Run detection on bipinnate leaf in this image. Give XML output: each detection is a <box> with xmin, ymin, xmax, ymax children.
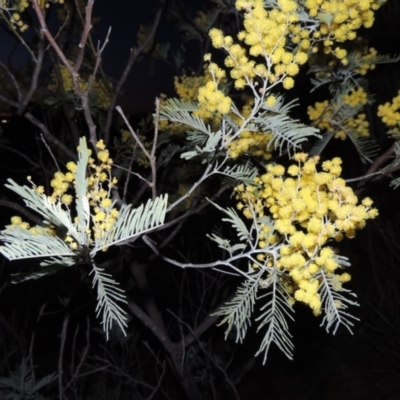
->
<box><xmin>91</xmin><ymin>194</ymin><xmax>169</xmax><ymax>254</ymax></box>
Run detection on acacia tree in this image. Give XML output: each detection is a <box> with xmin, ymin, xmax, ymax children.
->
<box><xmin>0</xmin><ymin>0</ymin><xmax>400</xmax><ymax>398</ymax></box>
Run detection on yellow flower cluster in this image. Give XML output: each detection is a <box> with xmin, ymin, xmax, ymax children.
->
<box><xmin>16</xmin><ymin>0</ymin><xmax>29</xmax><ymax>10</ymax></box>
<box><xmin>135</xmin><ymin>24</ymin><xmax>154</xmax><ymax>53</ymax></box>
<box><xmin>9</xmin><ymin>216</ymin><xmax>29</xmax><ymax>230</ymax></box>
<box><xmin>308</xmin><ymin>87</ymin><xmax>370</xmax><ymax>140</ymax></box>
<box><xmin>7</xmin><ymin>215</ymin><xmax>57</xmax><ymax>236</ymax></box>
<box><xmin>0</xmin><ymin>0</ymin><xmax>29</xmax><ymax>31</ymax></box>
<box><xmin>7</xmin><ymin>139</ymin><xmax>119</xmax><ymax>250</ymax></box>
<box><xmin>174</xmin><ymin>70</ymin><xmax>212</xmax><ymax>102</ymax></box>
<box><xmin>9</xmin><ymin>10</ymin><xmax>28</xmax><ymax>31</ymax></box>
<box><xmin>377</xmin><ymin>91</ymin><xmax>400</xmax><ymax>135</ymax></box>
<box><xmin>170</xmin><ymin>0</ymin><xmax>382</xmax><ymax>123</ymax></box>
<box><xmin>48</xmin><ymin>65</ymin><xmax>112</xmax><ymax>110</ymax></box>
<box><xmin>159</xmin><ymin>70</ymin><xmax>224</xmax><ymax>135</ymax></box>
<box><xmin>355</xmin><ymin>46</ymin><xmax>378</xmax><ymax>75</ymax></box>
<box><xmin>207</xmin><ymin>0</ymin><xmax>308</xmax><ymax>91</ymax></box>
<box><xmin>197</xmin><ymin>62</ymin><xmax>232</xmax><ymax>115</ymax></box>
<box><xmin>228</xmin><ymin>130</ymin><xmax>273</xmax><ymax>160</ymax></box>
<box><xmin>36</xmin><ymin>0</ymin><xmax>64</xmax><ymax>8</ymax></box>
<box><xmin>1</xmin><ymin>0</ymin><xmax>64</xmax><ymax>32</ymax></box>
<box><xmin>234</xmin><ymin>154</ymin><xmax>378</xmax><ymax>315</ymax></box>
<box><xmin>85</xmin><ymin>140</ymin><xmax>119</xmax><ymax>241</ymax></box>
<box><xmin>304</xmin><ymin>0</ymin><xmax>382</xmax><ymax>65</ymax></box>
<box><xmin>343</xmin><ymin>87</ymin><xmax>368</xmax><ymax>107</ymax></box>
<box><xmin>193</xmin><ymin>10</ymin><xmax>213</xmax><ymax>32</ymax></box>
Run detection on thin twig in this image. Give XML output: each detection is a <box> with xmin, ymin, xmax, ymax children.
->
<box><xmin>356</xmin><ymin>143</ymin><xmax>396</xmax><ymax>195</ymax></box>
<box><xmin>86</xmin><ymin>27</ymin><xmax>112</xmax><ymax>93</ymax></box>
<box><xmin>1</xmin><ymin>16</ymin><xmax>37</xmax><ymax>62</ymax></box>
<box><xmin>75</xmin><ymin>0</ymin><xmax>94</xmax><ymax>71</ymax></box>
<box><xmin>142</xmin><ymin>235</ymin><xmax>255</xmax><ymax>279</ymax></box>
<box><xmin>19</xmin><ymin>39</ymin><xmax>45</xmax><ymax>114</ymax></box>
<box><xmin>112</xmin><ymin>162</ymin><xmax>151</xmax><ymax>186</ymax></box>
<box><xmin>0</xmin><ymin>144</ymin><xmax>41</xmax><ymax>168</ymax></box>
<box><xmin>0</xmin><ymin>62</ymin><xmax>22</xmax><ymax>103</ymax></box>
<box><xmin>31</xmin><ymin>0</ymin><xmax>99</xmax><ymax>147</ymax></box>
<box><xmin>40</xmin><ymin>133</ymin><xmax>61</xmax><ymax>171</ymax></box>
<box><xmin>345</xmin><ymin>171</ymin><xmax>382</xmax><ymax>183</ymax></box>
<box><xmin>168</xmin><ymin>310</ymin><xmax>241</xmax><ymax>400</ymax></box>
<box><xmin>116</xmin><ymin>106</ymin><xmax>159</xmax><ymax>198</ymax></box>
<box><xmin>122</xmin><ymin>155</ymin><xmax>134</xmax><ymax>202</ymax></box>
<box><xmin>58</xmin><ymin>314</ymin><xmax>70</xmax><ymax>400</ymax></box>
<box><xmin>150</xmin><ymin>98</ymin><xmax>161</xmax><ymax>200</ymax></box>
<box><xmin>116</xmin><ymin>107</ymin><xmax>151</xmax><ymax>160</ymax></box>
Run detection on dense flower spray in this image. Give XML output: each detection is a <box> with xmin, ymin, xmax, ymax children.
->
<box><xmin>234</xmin><ymin>154</ymin><xmax>378</xmax><ymax>315</ymax></box>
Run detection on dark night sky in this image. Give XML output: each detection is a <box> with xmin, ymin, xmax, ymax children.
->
<box><xmin>93</xmin><ymin>0</ymin><xmax>175</xmax><ymax>114</ymax></box>
<box><xmin>0</xmin><ymin>1</ymin><xmax>179</xmax><ymax>115</ymax></box>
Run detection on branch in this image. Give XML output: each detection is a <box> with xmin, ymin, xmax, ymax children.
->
<box><xmin>116</xmin><ymin>104</ymin><xmax>158</xmax><ymax>199</ymax></box>
<box><xmin>129</xmin><ymin>261</ymin><xmax>169</xmax><ymax>338</ymax></box>
<box><xmin>0</xmin><ymin>62</ymin><xmax>22</xmax><ymax>104</ymax></box>
<box><xmin>356</xmin><ymin>143</ymin><xmax>396</xmax><ymax>195</ymax></box>
<box><xmin>31</xmin><ymin>0</ymin><xmax>99</xmax><ymax>147</ymax></box>
<box><xmin>58</xmin><ymin>314</ymin><xmax>70</xmax><ymax>400</ymax></box>
<box><xmin>86</xmin><ymin>27</ymin><xmax>112</xmax><ymax>93</ymax></box>
<box><xmin>142</xmin><ymin>234</ymin><xmax>255</xmax><ymax>279</ymax></box>
<box><xmin>168</xmin><ymin>309</ymin><xmax>240</xmax><ymax>400</ymax></box>
<box><xmin>74</xmin><ymin>0</ymin><xmax>94</xmax><ymax>71</ymax></box>
<box><xmin>127</xmin><ymin>300</ymin><xmax>176</xmax><ymax>355</ymax></box>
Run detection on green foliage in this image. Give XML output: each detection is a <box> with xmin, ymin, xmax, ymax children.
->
<box><xmin>0</xmin><ymin>358</ymin><xmax>57</xmax><ymax>400</ymax></box>
<box><xmin>0</xmin><ymin>137</ymin><xmax>168</xmax><ymax>339</ymax></box>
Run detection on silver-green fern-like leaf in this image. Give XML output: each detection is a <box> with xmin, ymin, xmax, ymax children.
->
<box><xmin>0</xmin><ymin>357</ymin><xmax>57</xmax><ymax>399</ymax></box>
<box><xmin>207</xmin><ymin>199</ymin><xmax>251</xmax><ymax>242</ymax></box>
<box><xmin>10</xmin><ymin>264</ymin><xmax>67</xmax><ymax>283</ymax></box>
<box><xmin>347</xmin><ymin>50</ymin><xmax>400</xmax><ymax>69</ymax></box>
<box><xmin>389</xmin><ymin>176</ymin><xmax>400</xmax><ymax>189</ymax></box>
<box><xmin>261</xmin><ymin>95</ymin><xmax>297</xmax><ymax>115</ymax></box>
<box><xmin>159</xmin><ymin>143</ymin><xmax>181</xmax><ymax>166</ymax></box>
<box><xmin>4</xmin><ymin>180</ymin><xmax>77</xmax><ymax>239</ymax></box>
<box><xmin>91</xmin><ymin>194</ymin><xmax>168</xmax><ymax>254</ymax></box>
<box><xmin>213</xmin><ymin>274</ymin><xmax>260</xmax><ymax>343</ymax></box>
<box><xmin>207</xmin><ymin>233</ymin><xmax>247</xmax><ymax>255</ymax></box>
<box><xmin>317</xmin><ymin>256</ymin><xmax>359</xmax><ymax>335</ymax></box>
<box><xmin>346</xmin><ymin>132</ymin><xmax>380</xmax><ymax>164</ymax></box>
<box><xmin>310</xmin><ymin>75</ymin><xmax>334</xmax><ymax>93</ymax></box>
<box><xmin>0</xmin><ymin>226</ymin><xmax>76</xmax><ymax>264</ymax></box>
<box><xmin>218</xmin><ymin>162</ymin><xmax>258</xmax><ymax>186</ymax></box>
<box><xmin>382</xmin><ymin>141</ymin><xmax>400</xmax><ymax>173</ymax></box>
<box><xmin>90</xmin><ymin>263</ymin><xmax>128</xmax><ymax>340</ymax></box>
<box><xmin>181</xmin><ymin>130</ymin><xmax>223</xmax><ymax>160</ymax></box>
<box><xmin>75</xmin><ymin>136</ymin><xmax>91</xmax><ymax>244</ymax></box>
<box><xmin>185</xmin><ymin>130</ymin><xmax>209</xmax><ymax>147</ymax></box>
<box><xmin>159</xmin><ymin>98</ymin><xmax>211</xmax><ymax>135</ymax></box>
<box><xmin>255</xmin><ymin>270</ymin><xmax>294</xmax><ymax>362</ymax></box>
<box><xmin>0</xmin><ymin>137</ymin><xmax>168</xmax><ymax>339</ymax></box>
<box><xmin>309</xmin><ymin>132</ymin><xmax>334</xmax><ymax>156</ymax></box>
<box><xmin>256</xmin><ymin>106</ymin><xmax>320</xmax><ymax>154</ymax></box>
<box><xmin>380</xmin><ymin>142</ymin><xmax>400</xmax><ymax>188</ymax></box>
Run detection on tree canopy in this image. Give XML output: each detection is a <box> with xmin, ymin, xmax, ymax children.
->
<box><xmin>1</xmin><ymin>0</ymin><xmax>400</xmax><ymax>398</ymax></box>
